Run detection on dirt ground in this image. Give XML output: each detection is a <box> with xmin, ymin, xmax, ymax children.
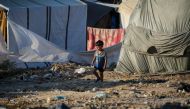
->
<box><xmin>0</xmin><ymin>63</ymin><xmax>190</xmax><ymax>109</ymax></box>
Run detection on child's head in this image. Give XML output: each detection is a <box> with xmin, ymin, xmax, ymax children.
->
<box><xmin>95</xmin><ymin>40</ymin><xmax>104</xmax><ymax>51</ymax></box>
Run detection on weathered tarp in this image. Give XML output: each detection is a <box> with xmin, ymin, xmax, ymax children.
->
<box><xmin>0</xmin><ymin>0</ymin><xmax>87</xmax><ymax>53</ymax></box>
<box><xmin>87</xmin><ymin>27</ymin><xmax>124</xmax><ymax>51</ymax></box>
<box><xmin>116</xmin><ymin>0</ymin><xmax>190</xmax><ymax>73</ymax></box>
<box><xmin>118</xmin><ymin>0</ymin><xmax>138</xmax><ymax>28</ymax></box>
<box><xmin>2</xmin><ymin>19</ymin><xmax>121</xmax><ymax>68</ymax></box>
<box><xmin>8</xmin><ymin>20</ymin><xmax>69</xmax><ymax>62</ymax></box>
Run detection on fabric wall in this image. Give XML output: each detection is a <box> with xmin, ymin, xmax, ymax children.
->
<box><xmin>87</xmin><ymin>27</ymin><xmax>124</xmax><ymax>51</ymax></box>
<box><xmin>116</xmin><ymin>0</ymin><xmax>190</xmax><ymax>73</ymax></box>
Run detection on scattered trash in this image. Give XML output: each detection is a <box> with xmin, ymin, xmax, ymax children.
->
<box><xmin>50</xmin><ymin>65</ymin><xmax>60</xmax><ymax>72</ymax></box>
<box><xmin>92</xmin><ymin>87</ymin><xmax>98</xmax><ymax>92</ymax></box>
<box><xmin>53</xmin><ymin>96</ymin><xmax>65</xmax><ymax>100</ymax></box>
<box><xmin>95</xmin><ymin>92</ymin><xmax>108</xmax><ymax>99</ymax></box>
<box><xmin>111</xmin><ymin>90</ymin><xmax>119</xmax><ymax>97</ymax></box>
<box><xmin>46</xmin><ymin>97</ymin><xmax>51</xmax><ymax>104</ymax></box>
<box><xmin>74</xmin><ymin>68</ymin><xmax>86</xmax><ymax>74</ymax></box>
<box><xmin>177</xmin><ymin>82</ymin><xmax>190</xmax><ymax>93</ymax></box>
<box><xmin>112</xmin><ymin>80</ymin><xmax>120</xmax><ymax>83</ymax></box>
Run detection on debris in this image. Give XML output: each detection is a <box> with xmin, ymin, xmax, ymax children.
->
<box><xmin>53</xmin><ymin>96</ymin><xmax>65</xmax><ymax>100</ymax></box>
<box><xmin>92</xmin><ymin>87</ymin><xmax>98</xmax><ymax>92</ymax></box>
<box><xmin>95</xmin><ymin>92</ymin><xmax>108</xmax><ymax>99</ymax></box>
<box><xmin>46</xmin><ymin>97</ymin><xmax>51</xmax><ymax>104</ymax></box>
<box><xmin>177</xmin><ymin>82</ymin><xmax>190</xmax><ymax>93</ymax></box>
<box><xmin>74</xmin><ymin>68</ymin><xmax>86</xmax><ymax>74</ymax></box>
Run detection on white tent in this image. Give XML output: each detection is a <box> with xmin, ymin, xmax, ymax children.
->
<box><xmin>0</xmin><ymin>0</ymin><xmax>87</xmax><ymax>53</ymax></box>
<box><xmin>0</xmin><ymin>0</ymin><xmax>122</xmax><ymax>68</ymax></box>
<box><xmin>116</xmin><ymin>0</ymin><xmax>190</xmax><ymax>74</ymax></box>
<box><xmin>118</xmin><ymin>0</ymin><xmax>138</xmax><ymax>28</ymax></box>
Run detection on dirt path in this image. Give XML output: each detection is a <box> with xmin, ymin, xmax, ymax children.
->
<box><xmin>0</xmin><ymin>64</ymin><xmax>190</xmax><ymax>109</ymax></box>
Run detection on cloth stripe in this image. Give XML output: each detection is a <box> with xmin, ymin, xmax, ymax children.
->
<box><xmin>27</xmin><ymin>8</ymin><xmax>29</xmax><ymax>29</ymax></box>
<box><xmin>65</xmin><ymin>5</ymin><xmax>70</xmax><ymax>50</ymax></box>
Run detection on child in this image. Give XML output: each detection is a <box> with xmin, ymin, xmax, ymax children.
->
<box><xmin>91</xmin><ymin>40</ymin><xmax>107</xmax><ymax>82</ymax></box>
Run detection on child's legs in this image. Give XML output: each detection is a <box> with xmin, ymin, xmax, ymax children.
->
<box><xmin>99</xmin><ymin>69</ymin><xmax>104</xmax><ymax>82</ymax></box>
<box><xmin>93</xmin><ymin>68</ymin><xmax>100</xmax><ymax>79</ymax></box>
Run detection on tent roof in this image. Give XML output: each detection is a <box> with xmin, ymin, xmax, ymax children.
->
<box><xmin>0</xmin><ymin>0</ymin><xmax>85</xmax><ymax>9</ymax></box>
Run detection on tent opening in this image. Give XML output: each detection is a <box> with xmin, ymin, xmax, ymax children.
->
<box><xmin>95</xmin><ymin>10</ymin><xmax>120</xmax><ymax>29</ymax></box>
<box><xmin>0</xmin><ymin>9</ymin><xmax>7</xmax><ymax>43</ymax></box>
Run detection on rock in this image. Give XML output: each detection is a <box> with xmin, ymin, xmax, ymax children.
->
<box><xmin>143</xmin><ymin>94</ymin><xmax>148</xmax><ymax>98</ymax></box>
<box><xmin>143</xmin><ymin>101</ymin><xmax>148</xmax><ymax>104</ymax></box>
<box><xmin>139</xmin><ymin>82</ymin><xmax>143</xmax><ymax>85</ymax></box>
<box><xmin>131</xmin><ymin>87</ymin><xmax>136</xmax><ymax>90</ymax></box>
<box><xmin>76</xmin><ymin>86</ymin><xmax>85</xmax><ymax>92</ymax></box>
<box><xmin>111</xmin><ymin>90</ymin><xmax>119</xmax><ymax>97</ymax></box>
<box><xmin>64</xmin><ymin>71</ymin><xmax>70</xmax><ymax>76</ymax></box>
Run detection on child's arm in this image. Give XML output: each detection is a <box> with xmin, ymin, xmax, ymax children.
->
<box><xmin>91</xmin><ymin>54</ymin><xmax>96</xmax><ymax>66</ymax></box>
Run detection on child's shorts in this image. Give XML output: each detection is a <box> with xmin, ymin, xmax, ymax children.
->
<box><xmin>94</xmin><ymin>66</ymin><xmax>104</xmax><ymax>72</ymax></box>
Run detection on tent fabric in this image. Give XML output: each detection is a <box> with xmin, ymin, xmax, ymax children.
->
<box><xmin>0</xmin><ymin>0</ymin><xmax>87</xmax><ymax>53</ymax></box>
<box><xmin>87</xmin><ymin>27</ymin><xmax>124</xmax><ymax>51</ymax></box>
<box><xmin>0</xmin><ymin>10</ymin><xmax>7</xmax><ymax>41</ymax></box>
<box><xmin>116</xmin><ymin>45</ymin><xmax>190</xmax><ymax>73</ymax></box>
<box><xmin>6</xmin><ymin>20</ymin><xmax>122</xmax><ymax>68</ymax></box>
<box><xmin>118</xmin><ymin>0</ymin><xmax>138</xmax><ymax>28</ymax></box>
<box><xmin>83</xmin><ymin>0</ymin><xmax>114</xmax><ymax>27</ymax></box>
<box><xmin>8</xmin><ymin>20</ymin><xmax>69</xmax><ymax>62</ymax></box>
<box><xmin>116</xmin><ymin>0</ymin><xmax>190</xmax><ymax>73</ymax></box>
<box><xmin>0</xmin><ymin>30</ymin><xmax>8</xmax><ymax>54</ymax></box>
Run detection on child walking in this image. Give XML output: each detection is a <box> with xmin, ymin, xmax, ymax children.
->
<box><xmin>91</xmin><ymin>40</ymin><xmax>107</xmax><ymax>82</ymax></box>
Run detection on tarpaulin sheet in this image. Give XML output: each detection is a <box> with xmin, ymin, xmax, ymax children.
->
<box><xmin>87</xmin><ymin>27</ymin><xmax>124</xmax><ymax>51</ymax></box>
